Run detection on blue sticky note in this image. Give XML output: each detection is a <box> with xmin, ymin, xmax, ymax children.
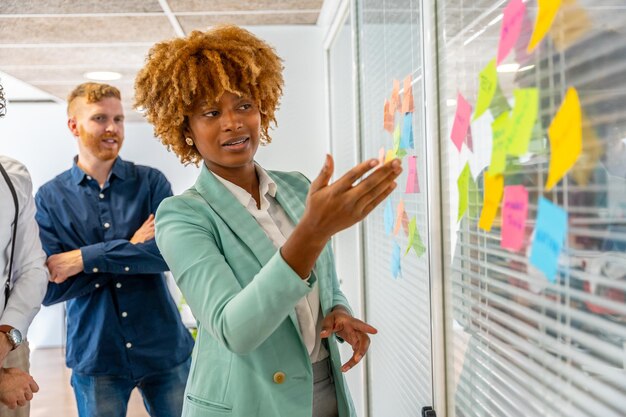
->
<box><xmin>391</xmin><ymin>242</ymin><xmax>401</xmax><ymax>279</ymax></box>
<box><xmin>384</xmin><ymin>199</ymin><xmax>394</xmax><ymax>235</ymax></box>
<box><xmin>400</xmin><ymin>113</ymin><xmax>414</xmax><ymax>149</ymax></box>
<box><xmin>530</xmin><ymin>197</ymin><xmax>568</xmax><ymax>283</ymax></box>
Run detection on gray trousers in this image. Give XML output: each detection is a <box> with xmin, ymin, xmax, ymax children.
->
<box><xmin>0</xmin><ymin>340</ymin><xmax>30</xmax><ymax>417</ymax></box>
<box><xmin>312</xmin><ymin>357</ymin><xmax>339</xmax><ymax>417</ymax></box>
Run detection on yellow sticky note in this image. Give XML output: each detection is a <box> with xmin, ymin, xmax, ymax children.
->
<box><xmin>571</xmin><ymin>111</ymin><xmax>603</xmax><ymax>186</ymax></box>
<box><xmin>489</xmin><ymin>111</ymin><xmax>510</xmax><ymax>175</ymax></box>
<box><xmin>405</xmin><ymin>217</ymin><xmax>426</xmax><ymax>257</ymax></box>
<box><xmin>457</xmin><ymin>163</ymin><xmax>471</xmax><ymax>222</ymax></box>
<box><xmin>506</xmin><ymin>88</ymin><xmax>539</xmax><ymax>156</ymax></box>
<box><xmin>473</xmin><ymin>59</ymin><xmax>498</xmax><ymax>121</ymax></box>
<box><xmin>546</xmin><ymin>87</ymin><xmax>582</xmax><ymax>190</ymax></box>
<box><xmin>527</xmin><ymin>0</ymin><xmax>562</xmax><ymax>52</ymax></box>
<box><xmin>549</xmin><ymin>0</ymin><xmax>592</xmax><ymax>52</ymax></box>
<box><xmin>385</xmin><ymin>149</ymin><xmax>396</xmax><ymax>163</ymax></box>
<box><xmin>393</xmin><ymin>123</ymin><xmax>401</xmax><ymax>152</ymax></box>
<box><xmin>478</xmin><ymin>172</ymin><xmax>504</xmax><ymax>232</ymax></box>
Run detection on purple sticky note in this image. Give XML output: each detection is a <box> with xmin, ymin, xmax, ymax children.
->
<box><xmin>497</xmin><ymin>0</ymin><xmax>526</xmax><ymax>65</ymax></box>
<box><xmin>501</xmin><ymin>185</ymin><xmax>528</xmax><ymax>251</ymax></box>
<box><xmin>451</xmin><ymin>93</ymin><xmax>472</xmax><ymax>152</ymax></box>
<box><xmin>530</xmin><ymin>197</ymin><xmax>568</xmax><ymax>283</ymax></box>
<box><xmin>406</xmin><ymin>156</ymin><xmax>420</xmax><ymax>193</ymax></box>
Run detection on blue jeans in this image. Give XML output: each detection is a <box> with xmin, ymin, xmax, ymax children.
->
<box><xmin>70</xmin><ymin>357</ymin><xmax>191</xmax><ymax>417</ymax></box>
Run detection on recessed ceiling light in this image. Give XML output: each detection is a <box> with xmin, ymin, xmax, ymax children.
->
<box><xmin>83</xmin><ymin>71</ymin><xmax>122</xmax><ymax>81</ymax></box>
<box><xmin>518</xmin><ymin>65</ymin><xmax>535</xmax><ymax>72</ymax></box>
<box><xmin>496</xmin><ymin>63</ymin><xmax>520</xmax><ymax>73</ymax></box>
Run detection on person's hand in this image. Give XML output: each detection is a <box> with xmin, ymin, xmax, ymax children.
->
<box><xmin>47</xmin><ymin>250</ymin><xmax>83</xmax><ymax>284</ymax></box>
<box><xmin>0</xmin><ymin>368</ymin><xmax>39</xmax><ymax>409</ymax></box>
<box><xmin>320</xmin><ymin>306</ymin><xmax>378</xmax><ymax>372</ymax></box>
<box><xmin>301</xmin><ymin>155</ymin><xmax>402</xmax><ymax>244</ymax></box>
<box><xmin>130</xmin><ymin>214</ymin><xmax>155</xmax><ymax>244</ymax></box>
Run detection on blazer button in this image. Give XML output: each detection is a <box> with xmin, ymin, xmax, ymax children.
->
<box><xmin>273</xmin><ymin>371</ymin><xmax>286</xmax><ymax>384</ymax></box>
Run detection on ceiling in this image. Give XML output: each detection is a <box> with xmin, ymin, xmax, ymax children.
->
<box><xmin>0</xmin><ymin>0</ymin><xmax>329</xmax><ymax>121</ymax></box>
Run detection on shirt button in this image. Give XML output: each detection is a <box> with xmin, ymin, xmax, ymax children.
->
<box><xmin>124</xmin><ymin>266</ymin><xmax>130</xmax><ymax>272</ymax></box>
<box><xmin>273</xmin><ymin>371</ymin><xmax>286</xmax><ymax>384</ymax></box>
<box><xmin>99</xmin><ymin>193</ymin><xmax>105</xmax><ymax>199</ymax></box>
<box><xmin>86</xmin><ymin>175</ymin><xmax>92</xmax><ymax>180</ymax></box>
<box><xmin>126</xmin><ymin>342</ymin><xmax>132</xmax><ymax>349</ymax></box>
<box><xmin>104</xmin><ymin>222</ymin><xmax>110</xmax><ymax>229</ymax></box>
<box><xmin>116</xmin><ymin>283</ymin><xmax>122</xmax><ymax>288</ymax></box>
<box><xmin>122</xmin><ymin>312</ymin><xmax>128</xmax><ymax>318</ymax></box>
<box><xmin>94</xmin><ymin>283</ymin><xmax>100</xmax><ymax>288</ymax></box>
<box><xmin>92</xmin><ymin>267</ymin><xmax>99</xmax><ymax>273</ymax></box>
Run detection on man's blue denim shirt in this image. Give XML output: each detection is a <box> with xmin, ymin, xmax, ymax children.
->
<box><xmin>35</xmin><ymin>157</ymin><xmax>194</xmax><ymax>378</ymax></box>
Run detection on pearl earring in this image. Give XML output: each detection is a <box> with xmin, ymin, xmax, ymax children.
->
<box><xmin>185</xmin><ymin>137</ymin><xmax>194</xmax><ymax>146</ymax></box>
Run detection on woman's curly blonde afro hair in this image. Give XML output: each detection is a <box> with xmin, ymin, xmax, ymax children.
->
<box><xmin>134</xmin><ymin>24</ymin><xmax>284</xmax><ymax>165</ymax></box>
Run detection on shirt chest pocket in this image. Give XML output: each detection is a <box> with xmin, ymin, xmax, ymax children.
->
<box><xmin>184</xmin><ymin>394</ymin><xmax>233</xmax><ymax>416</ymax></box>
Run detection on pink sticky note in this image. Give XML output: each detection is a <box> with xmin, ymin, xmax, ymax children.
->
<box><xmin>383</xmin><ymin>99</ymin><xmax>394</xmax><ymax>133</ymax></box>
<box><xmin>501</xmin><ymin>185</ymin><xmax>529</xmax><ymax>251</ymax></box>
<box><xmin>497</xmin><ymin>0</ymin><xmax>526</xmax><ymax>65</ymax></box>
<box><xmin>393</xmin><ymin>200</ymin><xmax>406</xmax><ymax>236</ymax></box>
<box><xmin>451</xmin><ymin>93</ymin><xmax>472</xmax><ymax>152</ymax></box>
<box><xmin>405</xmin><ymin>156</ymin><xmax>420</xmax><ymax>193</ymax></box>
<box><xmin>378</xmin><ymin>147</ymin><xmax>385</xmax><ymax>167</ymax></box>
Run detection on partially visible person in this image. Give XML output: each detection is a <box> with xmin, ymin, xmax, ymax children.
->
<box><xmin>0</xmin><ymin>79</ymin><xmax>47</xmax><ymax>414</ymax></box>
<box><xmin>35</xmin><ymin>82</ymin><xmax>193</xmax><ymax>417</ymax></box>
<box><xmin>134</xmin><ymin>25</ymin><xmax>401</xmax><ymax>417</ymax></box>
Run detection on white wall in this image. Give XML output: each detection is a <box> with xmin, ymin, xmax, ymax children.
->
<box><xmin>0</xmin><ymin>25</ymin><xmax>328</xmax><ymax>348</ymax></box>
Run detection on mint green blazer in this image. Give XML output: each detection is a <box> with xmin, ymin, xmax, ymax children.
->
<box><xmin>155</xmin><ymin>164</ymin><xmax>356</xmax><ymax>417</ymax></box>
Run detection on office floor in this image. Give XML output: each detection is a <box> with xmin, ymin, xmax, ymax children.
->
<box><xmin>30</xmin><ymin>348</ymin><xmax>148</xmax><ymax>417</ymax></box>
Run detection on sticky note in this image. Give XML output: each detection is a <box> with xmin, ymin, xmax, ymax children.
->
<box><xmin>405</xmin><ymin>217</ymin><xmax>426</xmax><ymax>257</ymax></box>
<box><xmin>451</xmin><ymin>93</ymin><xmax>472</xmax><ymax>152</ymax></box>
<box><xmin>402</xmin><ymin>74</ymin><xmax>414</xmax><ymax>113</ymax></box>
<box><xmin>393</xmin><ymin>123</ymin><xmax>401</xmax><ymax>151</ymax></box>
<box><xmin>474</xmin><ymin>59</ymin><xmax>498</xmax><ymax>121</ymax></box>
<box><xmin>506</xmin><ymin>88</ymin><xmax>539</xmax><ymax>156</ymax></box>
<box><xmin>391</xmin><ymin>241</ymin><xmax>402</xmax><ymax>279</ymax></box>
<box><xmin>378</xmin><ymin>147</ymin><xmax>385</xmax><ymax>167</ymax></box>
<box><xmin>384</xmin><ymin>199</ymin><xmax>394</xmax><ymax>235</ymax></box>
<box><xmin>457</xmin><ymin>163</ymin><xmax>471</xmax><ymax>222</ymax></box>
<box><xmin>469</xmin><ymin>112</ymin><xmax>494</xmax><ymax>180</ymax></box>
<box><xmin>501</xmin><ymin>185</ymin><xmax>528</xmax><ymax>251</ymax></box>
<box><xmin>572</xmin><ymin>111</ymin><xmax>603</xmax><ymax>186</ymax></box>
<box><xmin>396</xmin><ymin>148</ymin><xmax>407</xmax><ymax>159</ymax></box>
<box><xmin>489</xmin><ymin>111</ymin><xmax>510</xmax><ymax>175</ymax></box>
<box><xmin>393</xmin><ymin>200</ymin><xmax>405</xmax><ymax>236</ymax></box>
<box><xmin>489</xmin><ymin>82</ymin><xmax>512</xmax><ymax>119</ymax></box>
<box><xmin>401</xmin><ymin>113</ymin><xmax>414</xmax><ymax>149</ymax></box>
<box><xmin>530</xmin><ymin>197</ymin><xmax>568</xmax><ymax>282</ymax></box>
<box><xmin>527</xmin><ymin>0</ymin><xmax>562</xmax><ymax>53</ymax></box>
<box><xmin>497</xmin><ymin>0</ymin><xmax>526</xmax><ymax>64</ymax></box>
<box><xmin>465</xmin><ymin>126</ymin><xmax>474</xmax><ymax>152</ymax></box>
<box><xmin>546</xmin><ymin>87</ymin><xmax>582</xmax><ymax>190</ymax></box>
<box><xmin>406</xmin><ymin>156</ymin><xmax>420</xmax><ymax>193</ymax></box>
<box><xmin>468</xmin><ymin>176</ymin><xmax>480</xmax><ymax>219</ymax></box>
<box><xmin>391</xmin><ymin>79</ymin><xmax>401</xmax><ymax>113</ymax></box>
<box><xmin>478</xmin><ymin>172</ymin><xmax>504</xmax><ymax>232</ymax></box>
<box><xmin>549</xmin><ymin>0</ymin><xmax>591</xmax><ymax>52</ymax></box>
<box><xmin>384</xmin><ymin>99</ymin><xmax>394</xmax><ymax>133</ymax></box>
<box><xmin>385</xmin><ymin>149</ymin><xmax>396</xmax><ymax>163</ymax></box>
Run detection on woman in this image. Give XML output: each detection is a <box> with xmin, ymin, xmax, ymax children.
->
<box><xmin>134</xmin><ymin>25</ymin><xmax>401</xmax><ymax>417</ymax></box>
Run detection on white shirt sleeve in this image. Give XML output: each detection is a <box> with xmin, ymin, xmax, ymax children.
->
<box><xmin>0</xmin><ymin>157</ymin><xmax>49</xmax><ymax>336</ymax></box>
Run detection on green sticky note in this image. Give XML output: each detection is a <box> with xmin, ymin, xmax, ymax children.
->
<box><xmin>405</xmin><ymin>217</ymin><xmax>426</xmax><ymax>257</ymax></box>
<box><xmin>489</xmin><ymin>111</ymin><xmax>510</xmax><ymax>175</ymax></box>
<box><xmin>393</xmin><ymin>123</ymin><xmax>401</xmax><ymax>152</ymax></box>
<box><xmin>457</xmin><ymin>162</ymin><xmax>471</xmax><ymax>222</ymax></box>
<box><xmin>468</xmin><ymin>175</ymin><xmax>480</xmax><ymax>219</ymax></box>
<box><xmin>506</xmin><ymin>88</ymin><xmax>539</xmax><ymax>156</ymax></box>
<box><xmin>396</xmin><ymin>148</ymin><xmax>407</xmax><ymax>159</ymax></box>
<box><xmin>489</xmin><ymin>82</ymin><xmax>512</xmax><ymax>119</ymax></box>
<box><xmin>474</xmin><ymin>59</ymin><xmax>498</xmax><ymax>120</ymax></box>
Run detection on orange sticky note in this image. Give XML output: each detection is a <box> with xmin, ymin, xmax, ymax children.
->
<box><xmin>549</xmin><ymin>0</ymin><xmax>591</xmax><ymax>52</ymax></box>
<box><xmin>527</xmin><ymin>0</ymin><xmax>562</xmax><ymax>52</ymax></box>
<box><xmin>393</xmin><ymin>200</ymin><xmax>408</xmax><ymax>236</ymax></box>
<box><xmin>391</xmin><ymin>79</ymin><xmax>401</xmax><ymax>113</ymax></box>
<box><xmin>546</xmin><ymin>87</ymin><xmax>582</xmax><ymax>190</ymax></box>
<box><xmin>478</xmin><ymin>172</ymin><xmax>504</xmax><ymax>232</ymax></box>
<box><xmin>402</xmin><ymin>74</ymin><xmax>414</xmax><ymax>113</ymax></box>
<box><xmin>383</xmin><ymin>99</ymin><xmax>394</xmax><ymax>133</ymax></box>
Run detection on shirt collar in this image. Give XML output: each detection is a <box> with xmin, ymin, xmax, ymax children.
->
<box><xmin>211</xmin><ymin>163</ymin><xmax>276</xmax><ymax>211</ymax></box>
<box><xmin>70</xmin><ymin>156</ymin><xmax>126</xmax><ymax>185</ymax></box>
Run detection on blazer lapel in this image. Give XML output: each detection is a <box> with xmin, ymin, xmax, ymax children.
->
<box><xmin>193</xmin><ymin>165</ymin><xmax>276</xmax><ymax>267</ymax></box>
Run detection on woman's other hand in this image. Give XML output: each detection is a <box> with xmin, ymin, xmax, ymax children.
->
<box><xmin>320</xmin><ymin>306</ymin><xmax>378</xmax><ymax>372</ymax></box>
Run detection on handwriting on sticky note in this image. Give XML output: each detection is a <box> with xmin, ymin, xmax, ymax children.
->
<box><xmin>498</xmin><ymin>0</ymin><xmax>526</xmax><ymax>64</ymax></box>
<box><xmin>401</xmin><ymin>113</ymin><xmax>414</xmax><ymax>149</ymax></box>
<box><xmin>384</xmin><ymin>199</ymin><xmax>394</xmax><ymax>235</ymax></box>
<box><xmin>474</xmin><ymin>59</ymin><xmax>498</xmax><ymax>121</ymax></box>
<box><xmin>501</xmin><ymin>185</ymin><xmax>528</xmax><ymax>251</ymax></box>
<box><xmin>406</xmin><ymin>156</ymin><xmax>420</xmax><ymax>194</ymax></box>
<box><xmin>457</xmin><ymin>163</ymin><xmax>471</xmax><ymax>222</ymax></box>
<box><xmin>546</xmin><ymin>87</ymin><xmax>582</xmax><ymax>190</ymax></box>
<box><xmin>451</xmin><ymin>93</ymin><xmax>472</xmax><ymax>152</ymax></box>
<box><xmin>391</xmin><ymin>241</ymin><xmax>401</xmax><ymax>278</ymax></box>
<box><xmin>489</xmin><ymin>111</ymin><xmax>510</xmax><ymax>174</ymax></box>
<box><xmin>402</xmin><ymin>74</ymin><xmax>414</xmax><ymax>113</ymax></box>
<box><xmin>530</xmin><ymin>197</ymin><xmax>568</xmax><ymax>282</ymax></box>
<box><xmin>394</xmin><ymin>200</ymin><xmax>405</xmax><ymax>236</ymax></box>
<box><xmin>405</xmin><ymin>217</ymin><xmax>426</xmax><ymax>257</ymax></box>
<box><xmin>384</xmin><ymin>99</ymin><xmax>394</xmax><ymax>133</ymax></box>
<box><xmin>527</xmin><ymin>0</ymin><xmax>562</xmax><ymax>52</ymax></box>
<box><xmin>478</xmin><ymin>172</ymin><xmax>504</xmax><ymax>232</ymax></box>
<box><xmin>506</xmin><ymin>88</ymin><xmax>539</xmax><ymax>156</ymax></box>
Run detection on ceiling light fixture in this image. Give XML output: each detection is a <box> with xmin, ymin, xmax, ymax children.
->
<box><xmin>83</xmin><ymin>71</ymin><xmax>122</xmax><ymax>81</ymax></box>
<box><xmin>496</xmin><ymin>63</ymin><xmax>520</xmax><ymax>73</ymax></box>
